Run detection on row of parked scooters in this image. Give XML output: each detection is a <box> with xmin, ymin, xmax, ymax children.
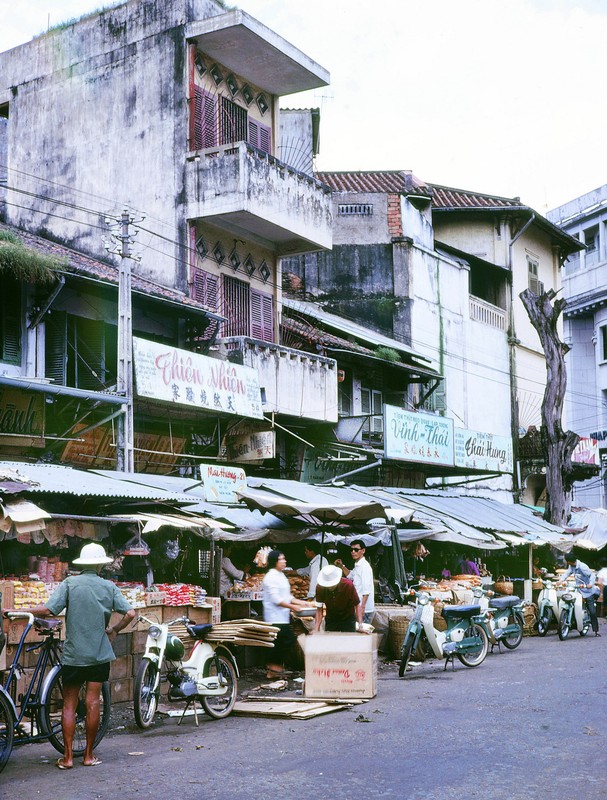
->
<box><xmin>398</xmin><ymin>576</ymin><xmax>591</xmax><ymax>677</ymax></box>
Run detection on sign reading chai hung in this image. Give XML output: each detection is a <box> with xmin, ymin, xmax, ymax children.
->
<box><xmin>200</xmin><ymin>463</ymin><xmax>246</xmax><ymax>503</ymax></box>
<box><xmin>133</xmin><ymin>337</ymin><xmax>263</xmax><ymax>419</ymax></box>
<box><xmin>454</xmin><ymin>429</ymin><xmax>513</xmax><ymax>472</ymax></box>
<box><xmin>384</xmin><ymin>405</ymin><xmax>454</xmax><ymax>466</ymax></box>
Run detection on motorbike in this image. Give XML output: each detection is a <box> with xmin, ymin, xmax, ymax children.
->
<box><xmin>134</xmin><ymin>614</ymin><xmax>238</xmax><ymax>728</ymax></box>
<box><xmin>398</xmin><ymin>585</ymin><xmax>489</xmax><ymax>677</ymax></box>
<box><xmin>471</xmin><ymin>587</ymin><xmax>525</xmax><ymax>650</ymax></box>
<box><xmin>557</xmin><ymin>582</ymin><xmax>591</xmax><ymax>640</ymax></box>
<box><xmin>536</xmin><ymin>576</ymin><xmax>562</xmax><ymax>636</ymax></box>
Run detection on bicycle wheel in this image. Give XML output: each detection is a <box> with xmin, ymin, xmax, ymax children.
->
<box><xmin>40</xmin><ymin>668</ymin><xmax>111</xmax><ymax>755</ymax></box>
<box><xmin>501</xmin><ymin>612</ymin><xmax>524</xmax><ymax>650</ymax></box>
<box><xmin>134</xmin><ymin>658</ymin><xmax>159</xmax><ymax>729</ymax></box>
<box><xmin>201</xmin><ymin>656</ymin><xmax>237</xmax><ymax>719</ymax></box>
<box><xmin>0</xmin><ymin>691</ymin><xmax>15</xmax><ymax>774</ymax></box>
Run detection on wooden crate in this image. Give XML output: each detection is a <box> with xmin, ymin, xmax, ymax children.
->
<box><xmin>110</xmin><ymin>655</ymin><xmax>133</xmax><ymax>680</ymax></box>
<box><xmin>110</xmin><ymin>677</ymin><xmax>133</xmax><ymax>704</ymax></box>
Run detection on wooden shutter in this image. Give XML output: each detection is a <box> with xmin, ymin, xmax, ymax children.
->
<box><xmin>250</xmin><ymin>289</ymin><xmax>273</xmax><ymax>342</ymax></box>
<box><xmin>190</xmin><ymin>87</ymin><xmax>217</xmax><ymax>150</ymax></box>
<box><xmin>0</xmin><ymin>277</ymin><xmax>22</xmax><ymax>364</ymax></box>
<box><xmin>73</xmin><ymin>317</ymin><xmax>107</xmax><ymax>390</ymax></box>
<box><xmin>45</xmin><ymin>310</ymin><xmax>68</xmax><ymax>385</ymax></box>
<box><xmin>248</xmin><ymin>120</ymin><xmax>272</xmax><ymax>154</ymax></box>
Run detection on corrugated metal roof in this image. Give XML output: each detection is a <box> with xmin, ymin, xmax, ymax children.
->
<box><xmin>0</xmin><ymin>462</ymin><xmax>194</xmax><ymax>501</ymax></box>
<box><xmin>316</xmin><ymin>171</ymin><xmax>432</xmax><ymax>196</ymax></box>
<box><xmin>282</xmin><ymin>298</ymin><xmax>434</xmax><ymax>366</ymax></box>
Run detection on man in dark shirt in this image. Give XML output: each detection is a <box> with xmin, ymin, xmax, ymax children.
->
<box><xmin>315</xmin><ymin>565</ymin><xmax>360</xmax><ymax>632</ymax></box>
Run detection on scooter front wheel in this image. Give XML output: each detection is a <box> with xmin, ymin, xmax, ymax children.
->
<box><xmin>201</xmin><ymin>656</ymin><xmax>237</xmax><ymax>719</ymax></box>
<box><xmin>134</xmin><ymin>657</ymin><xmax>159</xmax><ymax>729</ymax></box>
<box><xmin>398</xmin><ymin>634</ymin><xmax>417</xmax><ymax>678</ymax></box>
<box><xmin>457</xmin><ymin>623</ymin><xmax>489</xmax><ymax>667</ymax></box>
<box><xmin>558</xmin><ymin>613</ymin><xmax>571</xmax><ymax>641</ymax></box>
<box><xmin>501</xmin><ymin>612</ymin><xmax>524</xmax><ymax>650</ymax></box>
<box><xmin>536</xmin><ymin>610</ymin><xmax>551</xmax><ymax>636</ymax></box>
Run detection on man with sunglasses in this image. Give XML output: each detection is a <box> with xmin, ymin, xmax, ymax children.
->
<box><xmin>335</xmin><ymin>539</ymin><xmax>375</xmax><ymax>625</ymax></box>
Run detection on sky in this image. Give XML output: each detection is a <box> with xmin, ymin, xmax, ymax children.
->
<box><xmin>1</xmin><ymin>0</ymin><xmax>606</xmax><ymax>214</ymax></box>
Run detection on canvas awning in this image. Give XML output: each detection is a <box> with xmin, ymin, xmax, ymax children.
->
<box><xmin>106</xmin><ymin>512</ymin><xmax>232</xmax><ymax>536</ymax></box>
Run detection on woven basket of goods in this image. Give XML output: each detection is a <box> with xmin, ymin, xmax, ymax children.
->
<box><xmin>388</xmin><ymin>616</ymin><xmax>410</xmax><ymax>659</ymax></box>
<box><xmin>494</xmin><ymin>575</ymin><xmax>514</xmax><ymax>596</ymax></box>
<box><xmin>523</xmin><ymin>603</ymin><xmax>538</xmax><ymax>636</ymax></box>
<box><xmin>433</xmin><ymin>601</ymin><xmax>447</xmax><ymax>632</ymax></box>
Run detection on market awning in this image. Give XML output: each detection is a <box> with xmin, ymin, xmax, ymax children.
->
<box><xmin>0</xmin><ymin>498</ymin><xmax>52</xmax><ymax>543</ymax></box>
<box><xmin>566</xmin><ymin>508</ymin><xmax>607</xmax><ymax>551</ymax></box>
<box><xmin>106</xmin><ymin>512</ymin><xmax>233</xmax><ymax>535</ymax></box>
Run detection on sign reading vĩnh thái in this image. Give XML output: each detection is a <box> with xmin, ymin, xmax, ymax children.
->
<box><xmin>454</xmin><ymin>429</ymin><xmax>513</xmax><ymax>472</ymax></box>
<box><xmin>133</xmin><ymin>337</ymin><xmax>263</xmax><ymax>419</ymax></box>
<box><xmin>384</xmin><ymin>405</ymin><xmax>454</xmax><ymax>466</ymax></box>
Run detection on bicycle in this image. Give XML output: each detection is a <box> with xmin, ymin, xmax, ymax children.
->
<box><xmin>0</xmin><ymin>611</ymin><xmax>111</xmax><ymax>773</ymax></box>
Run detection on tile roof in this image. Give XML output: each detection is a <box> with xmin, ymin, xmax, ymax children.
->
<box><xmin>430</xmin><ymin>184</ymin><xmax>523</xmax><ymax>210</ymax></box>
<box><xmin>315</xmin><ymin>171</ymin><xmax>432</xmax><ymax>196</ymax></box>
<box><xmin>0</xmin><ymin>221</ymin><xmax>221</xmax><ymax>318</ymax></box>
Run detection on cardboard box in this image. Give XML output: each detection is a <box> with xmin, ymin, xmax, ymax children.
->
<box><xmin>299</xmin><ymin>633</ymin><xmax>378</xmax><ymax>699</ymax></box>
<box><xmin>0</xmin><ymin>581</ymin><xmax>15</xmax><ymax>611</ymax></box>
<box><xmin>206</xmin><ymin>596</ymin><xmax>221</xmax><ymax>625</ymax></box>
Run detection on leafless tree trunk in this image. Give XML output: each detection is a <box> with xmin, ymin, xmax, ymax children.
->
<box><xmin>519</xmin><ymin>288</ymin><xmax>579</xmax><ymax>526</ymax></box>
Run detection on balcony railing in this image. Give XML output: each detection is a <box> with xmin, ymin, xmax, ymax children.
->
<box><xmin>469</xmin><ymin>296</ymin><xmax>506</xmax><ymax>330</ymax></box>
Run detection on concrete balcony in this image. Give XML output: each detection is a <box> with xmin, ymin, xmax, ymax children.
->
<box><xmin>469</xmin><ymin>295</ymin><xmax>506</xmax><ymax>331</ymax></box>
<box><xmin>185</xmin><ymin>142</ymin><xmax>332</xmax><ymax>255</ymax></box>
<box><xmin>222</xmin><ymin>336</ymin><xmax>338</xmax><ymax>422</ymax></box>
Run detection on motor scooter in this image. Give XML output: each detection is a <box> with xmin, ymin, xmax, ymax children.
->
<box><xmin>471</xmin><ymin>587</ymin><xmax>525</xmax><ymax>650</ymax></box>
<box><xmin>557</xmin><ymin>582</ymin><xmax>590</xmax><ymax>640</ymax></box>
<box><xmin>536</xmin><ymin>576</ymin><xmax>561</xmax><ymax>636</ymax></box>
<box><xmin>398</xmin><ymin>585</ymin><xmax>489</xmax><ymax>677</ymax></box>
<box><xmin>134</xmin><ymin>614</ymin><xmax>238</xmax><ymax>728</ymax></box>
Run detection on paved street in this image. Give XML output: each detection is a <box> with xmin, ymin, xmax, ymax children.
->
<box><xmin>2</xmin><ymin>628</ymin><xmax>605</xmax><ymax>800</ymax></box>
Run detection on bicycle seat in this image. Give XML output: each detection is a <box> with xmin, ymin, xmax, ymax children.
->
<box><xmin>34</xmin><ymin>617</ymin><xmax>63</xmax><ymax>632</ymax></box>
<box><xmin>489</xmin><ymin>596</ymin><xmax>521</xmax><ymax>610</ymax></box>
<box><xmin>187</xmin><ymin>623</ymin><xmax>213</xmax><ymax>640</ymax></box>
<box><xmin>442</xmin><ymin>604</ymin><xmax>481</xmax><ymax>620</ymax></box>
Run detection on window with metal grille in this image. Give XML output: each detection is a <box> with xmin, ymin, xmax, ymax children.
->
<box><xmin>220</xmin><ymin>96</ymin><xmax>248</xmax><ymax>146</ymax></box>
<box><xmin>338</xmin><ymin>204</ymin><xmax>373</xmax><ymax>216</ymax></box>
<box><xmin>190</xmin><ymin>86</ymin><xmax>217</xmax><ymax>150</ymax></box>
<box><xmin>0</xmin><ymin>274</ymin><xmax>21</xmax><ymax>364</ymax></box>
<box><xmin>45</xmin><ymin>312</ymin><xmax>117</xmax><ymax>390</ymax></box>
<box><xmin>222</xmin><ymin>276</ymin><xmax>274</xmax><ymax>342</ymax></box>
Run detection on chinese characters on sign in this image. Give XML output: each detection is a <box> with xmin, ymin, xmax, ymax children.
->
<box><xmin>200</xmin><ymin>463</ymin><xmax>247</xmax><ymax>503</ymax></box>
<box><xmin>384</xmin><ymin>405</ymin><xmax>454</xmax><ymax>466</ymax></box>
<box><xmin>454</xmin><ymin>429</ymin><xmax>513</xmax><ymax>473</ymax></box>
<box><xmin>223</xmin><ymin>430</ymin><xmax>275</xmax><ymax>463</ymax></box>
<box><xmin>133</xmin><ymin>337</ymin><xmax>263</xmax><ymax>419</ymax></box>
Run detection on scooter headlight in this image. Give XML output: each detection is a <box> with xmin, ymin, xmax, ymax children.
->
<box><xmin>418</xmin><ymin>593</ymin><xmax>430</xmax><ymax>606</ymax></box>
<box><xmin>562</xmin><ymin>593</ymin><xmax>573</xmax><ymax>602</ymax></box>
<box><xmin>148</xmin><ymin>625</ymin><xmax>162</xmax><ymax>640</ymax></box>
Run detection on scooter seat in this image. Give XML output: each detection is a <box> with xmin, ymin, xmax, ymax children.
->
<box><xmin>489</xmin><ymin>596</ymin><xmax>520</xmax><ymax>610</ymax></box>
<box><xmin>442</xmin><ymin>604</ymin><xmax>481</xmax><ymax>620</ymax></box>
<box><xmin>188</xmin><ymin>623</ymin><xmax>214</xmax><ymax>640</ymax></box>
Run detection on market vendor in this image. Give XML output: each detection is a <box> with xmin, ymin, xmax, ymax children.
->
<box><xmin>262</xmin><ymin>550</ymin><xmax>308</xmax><ymax>678</ymax></box>
<box><xmin>315</xmin><ymin>564</ymin><xmax>360</xmax><ymax>632</ymax></box>
<box><xmin>219</xmin><ymin>544</ymin><xmax>251</xmax><ymax>598</ymax></box>
<box><xmin>296</xmin><ymin>540</ymin><xmax>328</xmax><ymax>600</ymax></box>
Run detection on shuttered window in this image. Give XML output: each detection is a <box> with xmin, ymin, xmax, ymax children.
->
<box><xmin>45</xmin><ymin>313</ymin><xmax>117</xmax><ymax>390</ymax></box>
<box><xmin>248</xmin><ymin>120</ymin><xmax>272</xmax><ymax>154</ymax></box>
<box><xmin>223</xmin><ymin>275</ymin><xmax>250</xmax><ymax>338</ymax></box>
<box><xmin>220</xmin><ymin>96</ymin><xmax>248</xmax><ymax>146</ymax></box>
<box><xmin>191</xmin><ymin>268</ymin><xmax>220</xmax><ymax>341</ymax></box>
<box><xmin>0</xmin><ymin>275</ymin><xmax>22</xmax><ymax>364</ymax></box>
<box><xmin>190</xmin><ymin>86</ymin><xmax>217</xmax><ymax>150</ymax></box>
<box><xmin>250</xmin><ymin>289</ymin><xmax>273</xmax><ymax>342</ymax></box>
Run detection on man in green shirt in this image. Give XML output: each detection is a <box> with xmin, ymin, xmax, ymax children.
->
<box><xmin>10</xmin><ymin>542</ymin><xmax>135</xmax><ymax>769</ymax></box>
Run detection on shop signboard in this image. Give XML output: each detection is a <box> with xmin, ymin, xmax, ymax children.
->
<box><xmin>571</xmin><ymin>437</ymin><xmax>600</xmax><ymax>467</ymax></box>
<box><xmin>454</xmin><ymin>429</ymin><xmax>513</xmax><ymax>472</ymax></box>
<box><xmin>133</xmin><ymin>337</ymin><xmax>263</xmax><ymax>419</ymax></box>
<box><xmin>0</xmin><ymin>388</ymin><xmax>45</xmax><ymax>447</ymax></box>
<box><xmin>300</xmin><ymin>447</ymin><xmax>368</xmax><ymax>483</ymax></box>
<box><xmin>223</xmin><ymin>429</ymin><xmax>275</xmax><ymax>463</ymax></box>
<box><xmin>200</xmin><ymin>463</ymin><xmax>247</xmax><ymax>503</ymax></box>
<box><xmin>384</xmin><ymin>405</ymin><xmax>454</xmax><ymax>466</ymax></box>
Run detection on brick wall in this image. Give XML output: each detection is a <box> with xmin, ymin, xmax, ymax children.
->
<box><xmin>387</xmin><ymin>194</ymin><xmax>403</xmax><ymax>238</ymax></box>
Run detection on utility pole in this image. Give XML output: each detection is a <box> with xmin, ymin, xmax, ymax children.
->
<box><xmin>106</xmin><ymin>209</ymin><xmax>137</xmax><ymax>472</ymax></box>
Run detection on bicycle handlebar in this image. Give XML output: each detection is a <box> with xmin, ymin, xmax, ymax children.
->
<box><xmin>3</xmin><ymin>611</ymin><xmax>34</xmax><ymax>623</ymax></box>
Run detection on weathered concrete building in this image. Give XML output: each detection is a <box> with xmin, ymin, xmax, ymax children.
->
<box><xmin>548</xmin><ymin>185</ymin><xmax>607</xmax><ymax>507</ymax></box>
<box><xmin>0</xmin><ymin>0</ymin><xmax>338</xmax><ymax>476</ymax></box>
<box><xmin>284</xmin><ymin>173</ymin><xmax>581</xmax><ymax>501</ymax></box>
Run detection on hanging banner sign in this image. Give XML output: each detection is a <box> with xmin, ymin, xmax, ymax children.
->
<box><xmin>223</xmin><ymin>429</ymin><xmax>275</xmax><ymax>463</ymax></box>
<box><xmin>133</xmin><ymin>337</ymin><xmax>263</xmax><ymax>419</ymax></box>
<box><xmin>200</xmin><ymin>463</ymin><xmax>247</xmax><ymax>503</ymax></box>
<box><xmin>384</xmin><ymin>405</ymin><xmax>454</xmax><ymax>466</ymax></box>
<box><xmin>572</xmin><ymin>437</ymin><xmax>600</xmax><ymax>466</ymax></box>
<box><xmin>0</xmin><ymin>389</ymin><xmax>45</xmax><ymax>447</ymax></box>
<box><xmin>454</xmin><ymin>428</ymin><xmax>513</xmax><ymax>472</ymax></box>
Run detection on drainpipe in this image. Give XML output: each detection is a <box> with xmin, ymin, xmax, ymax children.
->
<box><xmin>508</xmin><ymin>213</ymin><xmax>535</xmax><ymax>500</ymax></box>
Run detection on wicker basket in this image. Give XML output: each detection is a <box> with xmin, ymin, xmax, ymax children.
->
<box><xmin>494</xmin><ymin>575</ymin><xmax>514</xmax><ymax>596</ymax></box>
<box><xmin>388</xmin><ymin>616</ymin><xmax>410</xmax><ymax>659</ymax></box>
<box><xmin>523</xmin><ymin>603</ymin><xmax>538</xmax><ymax>636</ymax></box>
